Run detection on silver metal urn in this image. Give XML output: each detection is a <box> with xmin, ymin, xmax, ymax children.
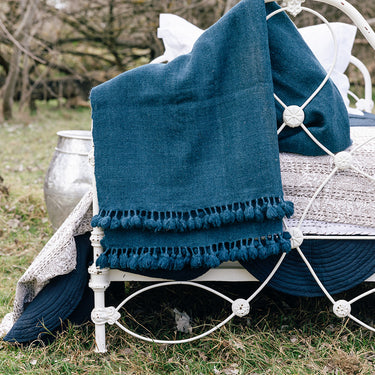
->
<box><xmin>44</xmin><ymin>130</ymin><xmax>92</xmax><ymax>230</ymax></box>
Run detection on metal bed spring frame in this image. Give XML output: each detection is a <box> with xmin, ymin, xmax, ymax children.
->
<box><xmin>88</xmin><ymin>0</ymin><xmax>375</xmax><ymax>352</ymax></box>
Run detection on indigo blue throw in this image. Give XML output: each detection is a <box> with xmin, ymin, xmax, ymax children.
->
<box><xmin>90</xmin><ymin>0</ymin><xmax>349</xmax><ymax>272</ymax></box>
<box><xmin>90</xmin><ymin>0</ymin><xmax>295</xmax><ymax>271</ymax></box>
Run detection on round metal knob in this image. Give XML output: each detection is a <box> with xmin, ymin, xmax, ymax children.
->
<box><xmin>288</xmin><ymin>227</ymin><xmax>304</xmax><ymax>249</ymax></box>
<box><xmin>334</xmin><ymin>152</ymin><xmax>353</xmax><ymax>170</ymax></box>
<box><xmin>283</xmin><ymin>105</ymin><xmax>305</xmax><ymax>128</ymax></box>
<box><xmin>232</xmin><ymin>299</ymin><xmax>250</xmax><ymax>317</ymax></box>
<box><xmin>333</xmin><ymin>300</ymin><xmax>351</xmax><ymax>318</ymax></box>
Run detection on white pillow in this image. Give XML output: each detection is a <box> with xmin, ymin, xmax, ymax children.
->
<box><xmin>298</xmin><ymin>23</ymin><xmax>357</xmax><ymax>107</ymax></box>
<box><xmin>154</xmin><ymin>16</ymin><xmax>358</xmax><ymax>111</ymax></box>
<box><xmin>155</xmin><ymin>14</ymin><xmax>204</xmax><ymax>63</ymax></box>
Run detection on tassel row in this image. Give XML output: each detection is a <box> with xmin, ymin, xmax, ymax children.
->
<box><xmin>91</xmin><ymin>197</ymin><xmax>294</xmax><ymax>232</ymax></box>
<box><xmin>96</xmin><ymin>232</ymin><xmax>292</xmax><ymax>271</ymax></box>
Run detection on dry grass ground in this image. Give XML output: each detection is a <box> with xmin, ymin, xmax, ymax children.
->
<box><xmin>0</xmin><ymin>102</ymin><xmax>374</xmax><ymax>374</ymax></box>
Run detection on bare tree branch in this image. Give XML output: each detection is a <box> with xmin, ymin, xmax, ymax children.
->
<box><xmin>0</xmin><ymin>17</ymin><xmax>46</xmax><ymax>64</ymax></box>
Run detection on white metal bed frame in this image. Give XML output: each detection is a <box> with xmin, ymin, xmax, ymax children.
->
<box><xmin>88</xmin><ymin>0</ymin><xmax>375</xmax><ymax>352</ymax></box>
<box><xmin>348</xmin><ymin>55</ymin><xmax>374</xmax><ymax>112</ymax></box>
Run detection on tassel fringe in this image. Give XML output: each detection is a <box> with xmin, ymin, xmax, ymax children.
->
<box><xmin>96</xmin><ymin>232</ymin><xmax>292</xmax><ymax>271</ymax></box>
<box><xmin>91</xmin><ymin>197</ymin><xmax>294</xmax><ymax>232</ymax></box>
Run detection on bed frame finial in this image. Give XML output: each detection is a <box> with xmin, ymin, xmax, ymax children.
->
<box><xmin>281</xmin><ymin>0</ymin><xmax>305</xmax><ymax>17</ymax></box>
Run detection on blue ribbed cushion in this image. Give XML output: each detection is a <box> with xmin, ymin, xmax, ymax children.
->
<box><xmin>349</xmin><ymin>112</ymin><xmax>375</xmax><ymax>127</ymax></box>
<box><xmin>241</xmin><ymin>239</ymin><xmax>375</xmax><ymax>297</ymax></box>
<box><xmin>4</xmin><ymin>233</ymin><xmax>92</xmax><ymax>343</ymax></box>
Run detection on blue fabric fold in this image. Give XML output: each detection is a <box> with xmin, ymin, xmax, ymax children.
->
<box><xmin>265</xmin><ymin>2</ymin><xmax>351</xmax><ymax>155</ymax></box>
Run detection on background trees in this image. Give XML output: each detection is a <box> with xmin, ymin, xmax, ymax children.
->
<box><xmin>0</xmin><ymin>0</ymin><xmax>374</xmax><ymax>120</ymax></box>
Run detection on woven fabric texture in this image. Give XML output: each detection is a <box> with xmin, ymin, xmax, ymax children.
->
<box><xmin>90</xmin><ymin>0</ymin><xmax>352</xmax><ymax>272</ymax></box>
<box><xmin>281</xmin><ymin>127</ymin><xmax>375</xmax><ymax>228</ymax></box>
<box><xmin>90</xmin><ymin>0</ymin><xmax>297</xmax><ymax>271</ymax></box>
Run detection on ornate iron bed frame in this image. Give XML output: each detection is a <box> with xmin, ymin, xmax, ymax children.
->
<box><xmin>88</xmin><ymin>0</ymin><xmax>375</xmax><ymax>352</ymax></box>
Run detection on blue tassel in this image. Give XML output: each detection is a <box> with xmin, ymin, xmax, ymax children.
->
<box><xmin>217</xmin><ymin>246</ymin><xmax>229</xmax><ymax>262</ymax></box>
<box><xmin>94</xmin><ymin>199</ymin><xmax>293</xmax><ymax>234</ymax></box>
<box><xmin>275</xmin><ymin>204</ymin><xmax>286</xmax><ymax>219</ymax></box>
<box><xmin>158</xmin><ymin>250</ymin><xmax>171</xmax><ymax>269</ymax></box>
<box><xmin>229</xmin><ymin>246</ymin><xmax>239</xmax><ymax>261</ymax></box>
<box><xmin>202</xmin><ymin>214</ymin><xmax>210</xmax><ymax>229</ymax></box>
<box><xmin>150</xmin><ymin>251</ymin><xmax>159</xmax><ymax>270</ymax></box>
<box><xmin>254</xmin><ymin>205</ymin><xmax>264</xmax><ymax>222</ymax></box>
<box><xmin>130</xmin><ymin>214</ymin><xmax>142</xmax><ymax>229</ymax></box>
<box><xmin>257</xmin><ymin>241</ymin><xmax>269</xmax><ymax>260</ymax></box>
<box><xmin>119</xmin><ymin>252</ymin><xmax>129</xmax><ymax>269</ymax></box>
<box><xmin>120</xmin><ymin>216</ymin><xmax>131</xmax><ymax>229</ymax></box>
<box><xmin>139</xmin><ymin>249</ymin><xmax>154</xmax><ymax>270</ymax></box>
<box><xmin>174</xmin><ymin>249</ymin><xmax>186</xmax><ymax>270</ymax></box>
<box><xmin>155</xmin><ymin>219</ymin><xmax>163</xmax><ymax>231</ymax></box>
<box><xmin>182</xmin><ymin>247</ymin><xmax>191</xmax><ymax>265</ymax></box>
<box><xmin>91</xmin><ymin>215</ymin><xmax>100</xmax><ymax>227</ymax></box>
<box><xmin>191</xmin><ymin>248</ymin><xmax>202</xmax><ymax>268</ymax></box>
<box><xmin>238</xmin><ymin>245</ymin><xmax>249</xmax><ymax>261</ymax></box>
<box><xmin>109</xmin><ymin>249</ymin><xmax>120</xmax><ymax>268</ymax></box>
<box><xmin>260</xmin><ymin>199</ymin><xmax>268</xmax><ymax>214</ymax></box>
<box><xmin>280</xmin><ymin>233</ymin><xmax>292</xmax><ymax>253</ymax></box>
<box><xmin>247</xmin><ymin>241</ymin><xmax>258</xmax><ymax>260</ymax></box>
<box><xmin>144</xmin><ymin>218</ymin><xmax>157</xmax><ymax>231</ymax></box>
<box><xmin>187</xmin><ymin>216</ymin><xmax>196</xmax><ymax>231</ymax></box>
<box><xmin>281</xmin><ymin>201</ymin><xmax>294</xmax><ymax>218</ymax></box>
<box><xmin>266</xmin><ymin>203</ymin><xmax>278</xmax><ymax>220</ymax></box>
<box><xmin>266</xmin><ymin>237</ymin><xmax>280</xmax><ymax>255</ymax></box>
<box><xmin>110</xmin><ymin>216</ymin><xmax>121</xmax><ymax>230</ymax></box>
<box><xmin>162</xmin><ymin>217</ymin><xmax>169</xmax><ymax>231</ymax></box>
<box><xmin>208</xmin><ymin>212</ymin><xmax>221</xmax><ymax>228</ymax></box>
<box><xmin>169</xmin><ymin>247</ymin><xmax>177</xmax><ymax>268</ymax></box>
<box><xmin>272</xmin><ymin>242</ymin><xmax>280</xmax><ymax>256</ymax></box>
<box><xmin>177</xmin><ymin>218</ymin><xmax>186</xmax><ymax>232</ymax></box>
<box><xmin>128</xmin><ymin>251</ymin><xmax>140</xmax><ymax>269</ymax></box>
<box><xmin>236</xmin><ymin>208</ymin><xmax>245</xmax><ymax>222</ymax></box>
<box><xmin>283</xmin><ymin>231</ymin><xmax>292</xmax><ymax>240</ymax></box>
<box><xmin>166</xmin><ymin>218</ymin><xmax>177</xmax><ymax>232</ymax></box>
<box><xmin>99</xmin><ymin>216</ymin><xmax>111</xmax><ymax>229</ymax></box>
<box><xmin>194</xmin><ymin>216</ymin><xmax>203</xmax><ymax>230</ymax></box>
<box><xmin>244</xmin><ymin>205</ymin><xmax>254</xmax><ymax>220</ymax></box>
<box><xmin>204</xmin><ymin>249</ymin><xmax>220</xmax><ymax>268</ymax></box>
<box><xmin>221</xmin><ymin>209</ymin><xmax>235</xmax><ymax>224</ymax></box>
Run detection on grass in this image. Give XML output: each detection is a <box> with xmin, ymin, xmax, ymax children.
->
<box><xmin>0</xmin><ymin>101</ymin><xmax>375</xmax><ymax>374</ymax></box>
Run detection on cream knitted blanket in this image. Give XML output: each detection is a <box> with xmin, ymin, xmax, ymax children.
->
<box><xmin>282</xmin><ymin>127</ymin><xmax>375</xmax><ymax>230</ymax></box>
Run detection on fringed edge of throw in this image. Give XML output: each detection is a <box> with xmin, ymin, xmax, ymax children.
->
<box><xmin>91</xmin><ymin>197</ymin><xmax>294</xmax><ymax>232</ymax></box>
<box><xmin>96</xmin><ymin>231</ymin><xmax>292</xmax><ymax>271</ymax></box>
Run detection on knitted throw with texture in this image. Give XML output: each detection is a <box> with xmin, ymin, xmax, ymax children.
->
<box><xmin>90</xmin><ymin>0</ymin><xmax>349</xmax><ymax>272</ymax></box>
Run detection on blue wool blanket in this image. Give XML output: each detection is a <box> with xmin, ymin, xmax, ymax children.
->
<box><xmin>90</xmin><ymin>0</ymin><xmax>349</xmax><ymax>272</ymax></box>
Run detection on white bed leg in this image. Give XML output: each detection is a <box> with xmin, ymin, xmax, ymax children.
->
<box><xmin>89</xmin><ymin>219</ymin><xmax>109</xmax><ymax>352</ymax></box>
<box><xmin>89</xmin><ymin>266</ymin><xmax>110</xmax><ymax>353</ymax></box>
